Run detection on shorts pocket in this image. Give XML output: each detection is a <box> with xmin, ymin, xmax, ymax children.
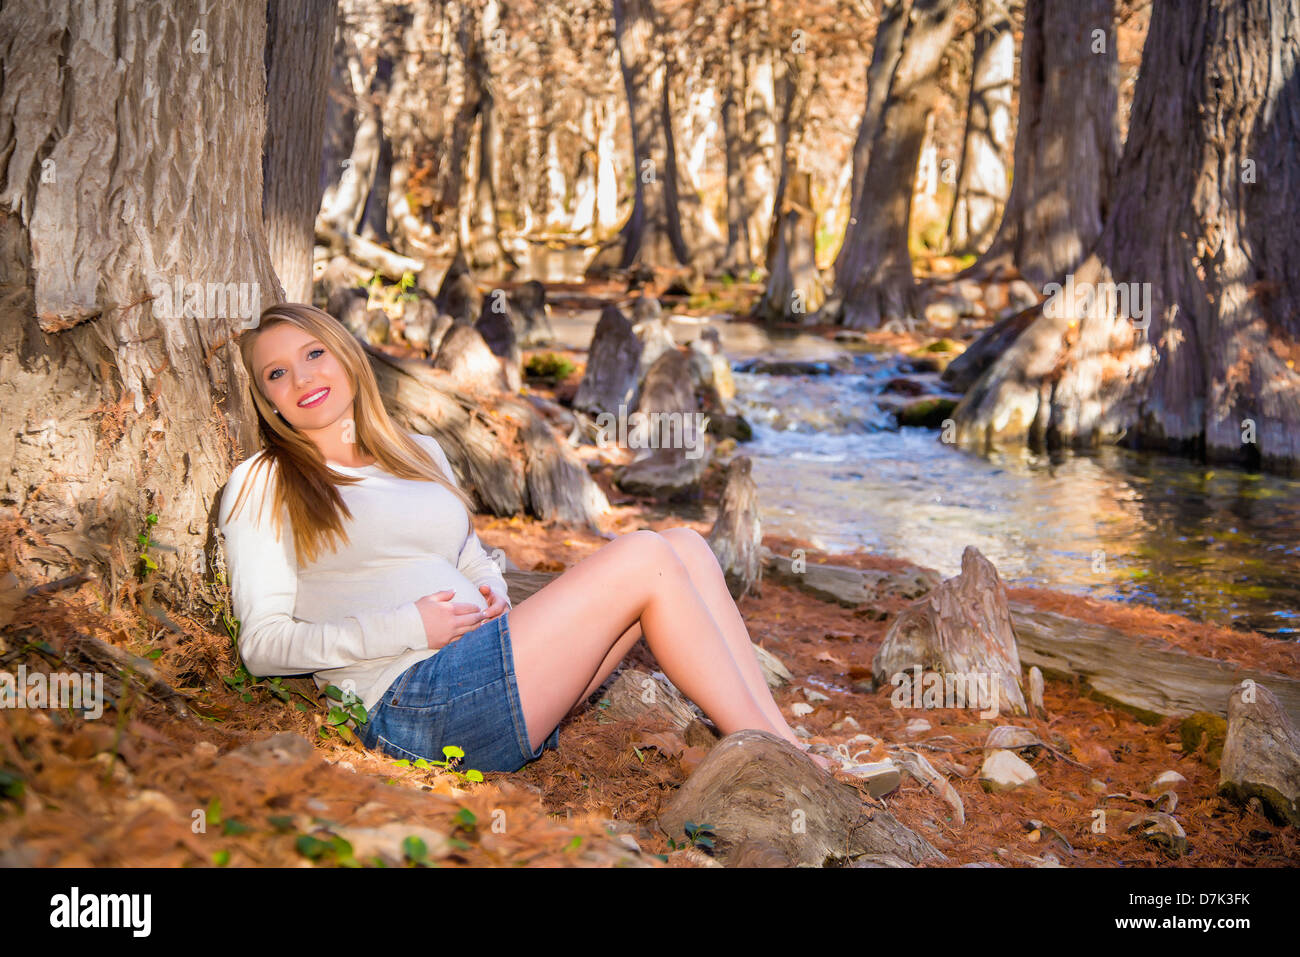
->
<box><xmin>372</xmin><ymin>703</ymin><xmax>449</xmax><ymax>763</ymax></box>
<box><xmin>375</xmin><ymin>731</ymin><xmax>441</xmax><ymax>764</ymax></box>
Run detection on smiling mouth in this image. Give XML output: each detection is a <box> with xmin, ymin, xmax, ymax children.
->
<box><xmin>297</xmin><ymin>387</ymin><xmax>330</xmax><ymax>408</ymax></box>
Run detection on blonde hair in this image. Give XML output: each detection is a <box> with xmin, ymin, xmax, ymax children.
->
<box><xmin>225</xmin><ymin>302</ymin><xmax>476</xmax><ymax>566</ymax></box>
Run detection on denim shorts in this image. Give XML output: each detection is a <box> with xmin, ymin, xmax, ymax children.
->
<box><xmin>356</xmin><ymin>611</ymin><xmax>561</xmax><ymax>773</ymax></box>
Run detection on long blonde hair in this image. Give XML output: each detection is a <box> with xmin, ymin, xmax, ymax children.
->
<box><xmin>225</xmin><ymin>302</ymin><xmax>476</xmax><ymax>566</ymax></box>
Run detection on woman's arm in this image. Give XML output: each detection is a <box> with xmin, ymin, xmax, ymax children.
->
<box><xmin>416</xmin><ymin>434</ymin><xmax>513</xmax><ymax>610</ymax></box>
<box><xmin>217</xmin><ymin>460</ymin><xmax>429</xmax><ymax>677</ymax></box>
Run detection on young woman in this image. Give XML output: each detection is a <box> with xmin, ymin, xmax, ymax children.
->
<box><xmin>219</xmin><ymin>302</ymin><xmax>838</xmax><ymax>776</ymax></box>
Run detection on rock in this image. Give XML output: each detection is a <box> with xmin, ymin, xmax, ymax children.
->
<box><xmin>984</xmin><ymin>725</ymin><xmax>1044</xmax><ymax>754</ymax></box>
<box><xmin>332</xmin><ymin>823</ymin><xmax>453</xmax><ymax>865</ymax></box>
<box><xmin>1006</xmin><ymin>279</ymin><xmax>1039</xmax><ymax>314</ymax></box>
<box><xmin>733</xmin><ymin>357</ymin><xmax>851</xmax><ymax>376</ymax></box>
<box><xmin>432</xmin><ymin>324</ymin><xmax>509</xmax><ymax>394</ymax></box>
<box><xmin>1150</xmin><ymin>770</ymin><xmax>1187</xmax><ymax>792</ymax></box>
<box><xmin>754</xmin><ymin>644</ymin><xmax>793</xmax><ymax>688</ymax></box>
<box><xmin>880</xmin><ymin>376</ymin><xmax>930</xmax><ymax>397</ymax></box>
<box><xmin>657</xmin><ymin>729</ymin><xmax>946</xmax><ymax>867</ymax></box>
<box><xmin>326</xmin><ymin>286</ymin><xmax>369</xmax><ymax>338</ymax></box>
<box><xmin>979</xmin><ymin>749</ymin><xmax>1039</xmax><ymax>793</ymax></box>
<box><xmin>803</xmin><ymin>688</ymin><xmax>830</xmax><ymax>704</ymax></box>
<box><xmin>400</xmin><ymin>297</ymin><xmax>438</xmax><ymax>352</ymax></box>
<box><xmin>615</xmin><ymin>449</ymin><xmax>708</xmax><ymax>501</ymax></box>
<box><xmin>1124</xmin><ymin>811</ymin><xmax>1188</xmax><ymax>857</ymax></box>
<box><xmin>705</xmin><ymin>455</ymin><xmax>762</xmax><ymax>600</ymax></box>
<box><xmin>573</xmin><ymin>304</ymin><xmax>642</xmax><ymax>416</ymax></box>
<box><xmin>923</xmin><ymin>300</ymin><xmax>960</xmax><ymax>330</ymax></box>
<box><xmin>905</xmin><ymin>718</ymin><xmax>931</xmax><ymax>735</ymax></box>
<box><xmin>225</xmin><ymin>731</ymin><xmax>316</xmax><ymax>768</ymax></box>
<box><xmin>897</xmin><ymin>397</ymin><xmax>958</xmax><ymax>428</ymax></box>
<box><xmin>762</xmin><ymin>548</ymin><xmax>940</xmax><ymax>605</ymax></box>
<box><xmin>791</xmin><ymin>702</ymin><xmax>814</xmax><ymax>718</ymax></box>
<box><xmin>364</xmin><ymin>308</ymin><xmax>390</xmax><ymax>346</ymax></box>
<box><xmin>1218</xmin><ymin>682</ymin><xmax>1300</xmax><ymax>827</ymax></box>
<box><xmin>873</xmin><ymin>546</ymin><xmax>1028</xmax><ymax>717</ymax></box>
<box><xmin>1180</xmin><ymin>711</ymin><xmax>1228</xmax><ymax>765</ymax></box>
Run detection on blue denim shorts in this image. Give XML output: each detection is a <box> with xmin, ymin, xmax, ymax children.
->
<box><xmin>356</xmin><ymin>611</ymin><xmax>561</xmax><ymax>773</ymax></box>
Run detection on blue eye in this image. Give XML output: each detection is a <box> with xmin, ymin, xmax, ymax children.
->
<box><xmin>267</xmin><ymin>347</ymin><xmax>325</xmax><ymax>381</ymax></box>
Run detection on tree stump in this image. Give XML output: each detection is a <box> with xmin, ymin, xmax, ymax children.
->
<box><xmin>573</xmin><ymin>304</ymin><xmax>642</xmax><ymax>415</ymax></box>
<box><xmin>706</xmin><ymin>455</ymin><xmax>762</xmax><ymax>599</ymax></box>
<box><xmin>512</xmin><ymin>279</ymin><xmax>556</xmax><ymax>347</ymax></box>
<box><xmin>434</xmin><ymin>250</ymin><xmax>481</xmax><ymax>325</ymax></box>
<box><xmin>616</xmin><ymin>349</ymin><xmax>710</xmax><ymax>501</ymax></box>
<box><xmin>432</xmin><ymin>324</ymin><xmax>509</xmax><ymax>394</ymax></box>
<box><xmin>657</xmin><ymin>729</ymin><xmax>945</xmax><ymax>867</ymax></box>
<box><xmin>326</xmin><ymin>286</ymin><xmax>369</xmax><ymax>338</ymax></box>
<box><xmin>872</xmin><ymin>546</ymin><xmax>1028</xmax><ymax>716</ymax></box>
<box><xmin>475</xmin><ymin>296</ymin><xmax>523</xmax><ymax>393</ymax></box>
<box><xmin>1219</xmin><ymin>682</ymin><xmax>1300</xmax><ymax>827</ymax></box>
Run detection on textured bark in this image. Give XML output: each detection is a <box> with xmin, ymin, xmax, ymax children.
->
<box><xmin>0</xmin><ymin>0</ymin><xmax>281</xmax><ymax>615</ymax></box>
<box><xmin>954</xmin><ymin>0</ymin><xmax>1300</xmax><ymax>475</ymax></box>
<box><xmin>755</xmin><ymin>170</ymin><xmax>825</xmax><ymax>321</ymax></box>
<box><xmin>705</xmin><ymin>456</ymin><xmax>763</xmax><ymax>600</ymax></box>
<box><xmin>946</xmin><ymin>0</ymin><xmax>1013</xmax><ymax>256</ymax></box>
<box><xmin>829</xmin><ymin>0</ymin><xmax>962</xmax><ymax>329</ymax></box>
<box><xmin>263</xmin><ymin>0</ymin><xmax>337</xmax><ymax>303</ymax></box>
<box><xmin>970</xmin><ymin>0</ymin><xmax>1119</xmax><ymax>286</ymax></box>
<box><xmin>587</xmin><ymin>0</ymin><xmax>691</xmax><ymax>273</ymax></box>
<box><xmin>836</xmin><ymin>0</ymin><xmax>909</xmax><ymax>270</ymax></box>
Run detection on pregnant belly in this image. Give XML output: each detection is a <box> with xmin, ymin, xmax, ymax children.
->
<box><xmin>295</xmin><ymin>560</ymin><xmax>490</xmax><ymax>619</ymax></box>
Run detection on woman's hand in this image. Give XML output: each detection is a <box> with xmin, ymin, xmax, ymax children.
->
<box><xmin>414</xmin><ymin>590</ymin><xmax>490</xmax><ymax>650</ymax></box>
<box><xmin>477</xmin><ymin>584</ymin><xmax>508</xmax><ymax>622</ymax></box>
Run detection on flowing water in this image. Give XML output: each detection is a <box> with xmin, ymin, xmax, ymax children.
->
<box><xmin>722</xmin><ymin>337</ymin><xmax>1300</xmax><ymax>639</ymax></box>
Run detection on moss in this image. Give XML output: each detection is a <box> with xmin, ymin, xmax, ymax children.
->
<box><xmin>915</xmin><ymin>338</ymin><xmax>962</xmax><ymax>354</ymax></box>
<box><xmin>897</xmin><ymin>397</ymin><xmax>958</xmax><ymax>429</ymax></box>
<box><xmin>1179</xmin><ymin>711</ymin><xmax>1228</xmax><ymax>766</ymax></box>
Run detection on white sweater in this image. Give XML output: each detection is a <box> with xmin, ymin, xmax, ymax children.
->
<box><xmin>217</xmin><ymin>432</ymin><xmax>511</xmax><ymax>715</ymax></box>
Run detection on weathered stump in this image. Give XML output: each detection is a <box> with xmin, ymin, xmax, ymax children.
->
<box><xmin>706</xmin><ymin>455</ymin><xmax>762</xmax><ymax>599</ymax></box>
<box><xmin>512</xmin><ymin>279</ymin><xmax>556</xmax><ymax>347</ymax></box>
<box><xmin>573</xmin><ymin>304</ymin><xmax>642</xmax><ymax>416</ymax></box>
<box><xmin>657</xmin><ymin>729</ymin><xmax>945</xmax><ymax>867</ymax></box>
<box><xmin>616</xmin><ymin>349</ymin><xmax>709</xmax><ymax>501</ymax></box>
<box><xmin>434</xmin><ymin>250</ymin><xmax>481</xmax><ymax>325</ymax></box>
<box><xmin>872</xmin><ymin>546</ymin><xmax>1028</xmax><ymax>716</ymax></box>
<box><xmin>1219</xmin><ymin>682</ymin><xmax>1300</xmax><ymax>827</ymax></box>
<box><xmin>475</xmin><ymin>297</ymin><xmax>523</xmax><ymax>393</ymax></box>
<box><xmin>433</xmin><ymin>324</ymin><xmax>509</xmax><ymax>394</ymax></box>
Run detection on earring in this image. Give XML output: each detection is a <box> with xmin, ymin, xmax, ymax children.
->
<box><xmin>272</xmin><ymin>407</ymin><xmax>283</xmax><ymax>416</ymax></box>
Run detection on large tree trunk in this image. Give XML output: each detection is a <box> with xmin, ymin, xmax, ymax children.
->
<box><xmin>826</xmin><ymin>0</ymin><xmax>961</xmax><ymax>329</ymax></box>
<box><xmin>968</xmin><ymin>0</ymin><xmax>1119</xmax><ymax>286</ymax></box>
<box><xmin>945</xmin><ymin>0</ymin><xmax>1014</xmax><ymax>256</ymax></box>
<box><xmin>587</xmin><ymin>0</ymin><xmax>691</xmax><ymax>274</ymax></box>
<box><xmin>0</xmin><ymin>0</ymin><xmax>282</xmax><ymax>615</ymax></box>
<box><xmin>953</xmin><ymin>0</ymin><xmax>1300</xmax><ymax>475</ymax></box>
<box><xmin>263</xmin><ymin>0</ymin><xmax>337</xmax><ymax>303</ymax></box>
<box><xmin>835</xmin><ymin>0</ymin><xmax>910</xmax><ymax>270</ymax></box>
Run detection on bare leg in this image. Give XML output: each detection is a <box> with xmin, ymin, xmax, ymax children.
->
<box><xmin>508</xmin><ymin>530</ymin><xmax>806</xmax><ymax>754</ymax></box>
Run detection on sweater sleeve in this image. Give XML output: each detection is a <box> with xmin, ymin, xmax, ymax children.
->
<box><xmin>417</xmin><ymin>434</ymin><xmax>513</xmax><ymax>610</ymax></box>
<box><xmin>217</xmin><ymin>457</ymin><xmax>429</xmax><ymax>677</ymax></box>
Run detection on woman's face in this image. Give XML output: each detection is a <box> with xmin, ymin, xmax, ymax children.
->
<box><xmin>250</xmin><ymin>323</ymin><xmax>355</xmax><ymax>434</ymax></box>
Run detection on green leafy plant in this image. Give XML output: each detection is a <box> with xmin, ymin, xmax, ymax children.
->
<box><xmin>665</xmin><ymin>820</ymin><xmax>716</xmax><ymax>853</ymax></box>
<box><xmin>135</xmin><ymin>513</ymin><xmax>160</xmax><ymax>578</ymax></box>
<box><xmin>295</xmin><ymin>833</ymin><xmax>360</xmax><ymax>868</ymax></box>
<box><xmin>524</xmin><ymin>352</ymin><xmax>575</xmax><ymax>382</ymax></box>
<box><xmin>391</xmin><ymin>745</ymin><xmax>485</xmax><ymax>784</ymax></box>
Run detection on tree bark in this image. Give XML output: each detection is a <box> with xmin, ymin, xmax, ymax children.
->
<box><xmin>0</xmin><ymin>0</ymin><xmax>282</xmax><ymax>614</ymax></box>
<box><xmin>953</xmin><ymin>0</ymin><xmax>1300</xmax><ymax>475</ymax></box>
<box><xmin>587</xmin><ymin>0</ymin><xmax>691</xmax><ymax>274</ymax></box>
<box><xmin>969</xmin><ymin>0</ymin><xmax>1119</xmax><ymax>286</ymax></box>
<box><xmin>828</xmin><ymin>0</ymin><xmax>962</xmax><ymax>329</ymax></box>
<box><xmin>263</xmin><ymin>0</ymin><xmax>337</xmax><ymax>303</ymax></box>
<box><xmin>946</xmin><ymin>0</ymin><xmax>1014</xmax><ymax>256</ymax></box>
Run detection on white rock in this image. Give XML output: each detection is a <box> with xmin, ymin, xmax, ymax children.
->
<box><xmin>979</xmin><ymin>749</ymin><xmax>1039</xmax><ymax>793</ymax></box>
<box><xmin>905</xmin><ymin>718</ymin><xmax>931</xmax><ymax>735</ymax></box>
<box><xmin>1150</xmin><ymin>770</ymin><xmax>1187</xmax><ymax>792</ymax></box>
<box><xmin>803</xmin><ymin>688</ymin><xmax>831</xmax><ymax>703</ymax></box>
<box><xmin>791</xmin><ymin>702</ymin><xmax>815</xmax><ymax>717</ymax></box>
